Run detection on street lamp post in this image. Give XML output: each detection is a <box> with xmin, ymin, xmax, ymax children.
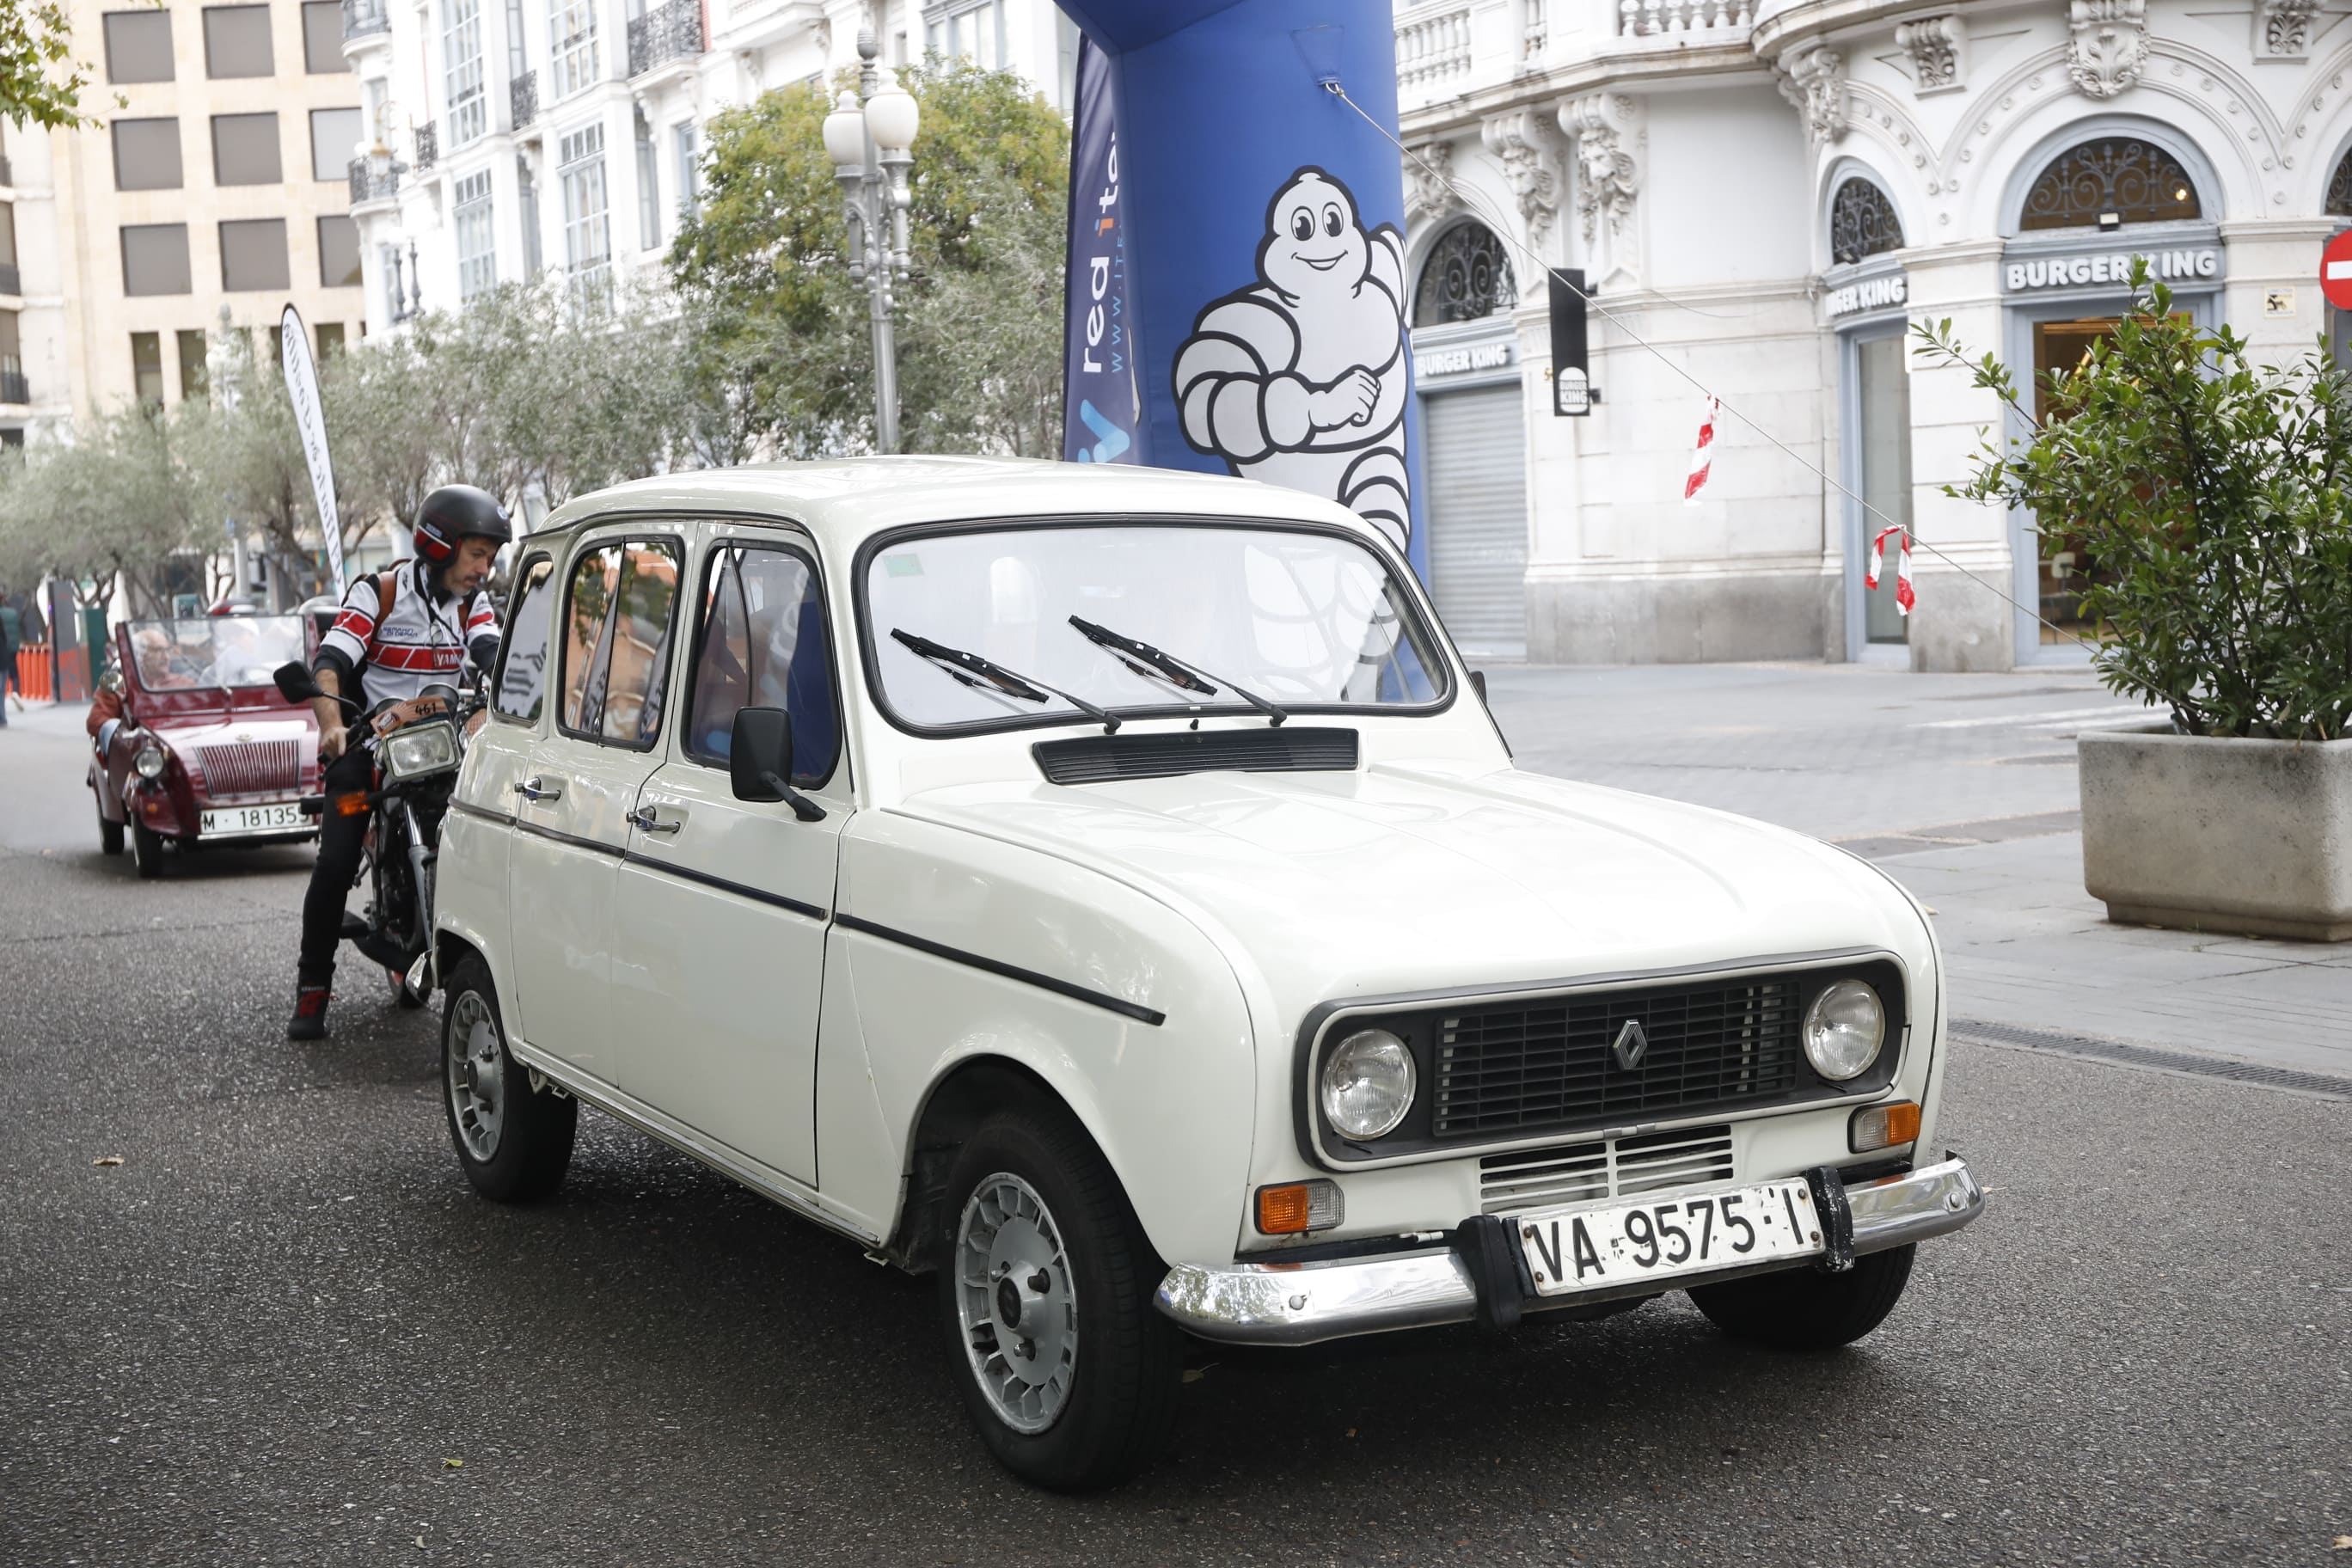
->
<box><xmin>822</xmin><ymin>28</ymin><xmax>920</xmax><ymax>453</ymax></box>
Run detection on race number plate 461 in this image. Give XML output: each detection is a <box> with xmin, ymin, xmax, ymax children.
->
<box><xmin>1516</xmin><ymin>1179</ymin><xmax>1822</xmax><ymax>1296</ymax></box>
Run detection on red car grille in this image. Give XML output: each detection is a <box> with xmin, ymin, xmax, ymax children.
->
<box><xmin>193</xmin><ymin>739</ymin><xmax>303</xmax><ymax>796</ymax></box>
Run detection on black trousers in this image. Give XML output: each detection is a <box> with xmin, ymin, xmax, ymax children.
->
<box><xmin>297</xmin><ymin>746</ymin><xmax>377</xmax><ymax>983</ymax></box>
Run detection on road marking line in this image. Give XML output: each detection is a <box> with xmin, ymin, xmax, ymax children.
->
<box><xmin>1914</xmin><ymin>705</ymin><xmax>2149</xmax><ymax>730</ymax></box>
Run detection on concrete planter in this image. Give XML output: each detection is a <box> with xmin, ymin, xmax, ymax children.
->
<box><xmin>2079</xmin><ymin>726</ymin><xmax>2352</xmax><ymax>941</ymax></box>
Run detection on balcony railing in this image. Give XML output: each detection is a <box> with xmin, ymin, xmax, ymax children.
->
<box><xmin>342</xmin><ymin>0</ymin><xmax>389</xmax><ymax>40</ymax></box>
<box><xmin>349</xmin><ymin>156</ymin><xmax>401</xmax><ymax>205</ymax></box>
<box><xmin>1618</xmin><ymin>0</ymin><xmax>1752</xmax><ymax>36</ymax></box>
<box><xmin>511</xmin><ymin>70</ymin><xmax>538</xmax><ymax>130</ymax></box>
<box><xmin>628</xmin><ymin>0</ymin><xmax>703</xmax><ymax>76</ymax></box>
<box><xmin>0</xmin><ymin>261</ymin><xmax>19</xmax><ymax>295</ymax></box>
<box><xmin>1</xmin><ymin>357</ymin><xmax>28</xmax><ymax>407</ymax></box>
<box><xmin>1396</xmin><ymin>3</ymin><xmax>1473</xmax><ymax>93</ymax></box>
<box><xmin>413</xmin><ymin>121</ymin><xmax>438</xmax><ymax>171</ymax></box>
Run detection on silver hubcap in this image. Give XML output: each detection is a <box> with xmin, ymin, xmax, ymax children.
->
<box><xmin>954</xmin><ymin>1173</ymin><xmax>1077</xmax><ymax>1434</ymax></box>
<box><xmin>446</xmin><ymin>990</ymin><xmax>504</xmax><ymax>1163</ymax></box>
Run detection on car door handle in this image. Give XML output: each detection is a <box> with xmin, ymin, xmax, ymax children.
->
<box><xmin>627</xmin><ymin>805</ymin><xmax>681</xmax><ymax>835</ymax></box>
<box><xmin>514</xmin><ymin>776</ymin><xmax>561</xmax><ymax>802</ymax></box>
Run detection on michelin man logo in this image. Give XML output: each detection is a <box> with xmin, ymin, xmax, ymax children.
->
<box><xmin>1173</xmin><ymin>168</ymin><xmax>1412</xmax><ymax>549</ymax></box>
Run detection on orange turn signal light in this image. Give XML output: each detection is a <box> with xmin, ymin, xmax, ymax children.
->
<box><xmin>1850</xmin><ymin>1099</ymin><xmax>1922</xmax><ymax>1155</ymax></box>
<box><xmin>334</xmin><ymin>792</ymin><xmax>371</xmax><ymax>818</ymax></box>
<box><xmin>1254</xmin><ymin>1180</ymin><xmax>1343</xmax><ymax>1235</ymax></box>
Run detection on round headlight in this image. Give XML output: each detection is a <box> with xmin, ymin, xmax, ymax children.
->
<box><xmin>1803</xmin><ymin>979</ymin><xmax>1885</xmax><ymax>1081</ymax></box>
<box><xmin>133</xmin><ymin>743</ymin><xmax>167</xmax><ymax>781</ymax></box>
<box><xmin>1320</xmin><ymin>1029</ymin><xmax>1416</xmax><ymax>1141</ymax></box>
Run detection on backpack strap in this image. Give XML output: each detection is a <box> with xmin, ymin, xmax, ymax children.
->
<box><xmin>376</xmin><ymin>572</ymin><xmax>395</xmax><ymax>628</ymax></box>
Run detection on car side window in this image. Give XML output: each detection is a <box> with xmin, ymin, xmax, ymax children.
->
<box><xmin>683</xmin><ymin>542</ymin><xmax>839</xmax><ymax>787</ymax></box>
<box><xmin>558</xmin><ymin>536</ymin><xmax>684</xmax><ymax>749</ymax></box>
<box><xmin>491</xmin><ymin>554</ymin><xmax>555</xmax><ymax>723</ymax></box>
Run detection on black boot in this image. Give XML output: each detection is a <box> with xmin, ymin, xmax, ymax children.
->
<box><xmin>287</xmin><ymin>980</ymin><xmax>332</xmax><ymax>1041</ymax></box>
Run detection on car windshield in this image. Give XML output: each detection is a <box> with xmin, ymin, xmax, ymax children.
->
<box><xmin>126</xmin><ymin>616</ymin><xmax>307</xmax><ymax>692</ymax></box>
<box><xmin>864</xmin><ymin>523</ymin><xmax>1448</xmax><ymax>731</ymax></box>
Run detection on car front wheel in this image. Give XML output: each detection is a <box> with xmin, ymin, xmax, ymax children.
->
<box><xmin>440</xmin><ymin>956</ymin><xmax>576</xmax><ymax>1202</ymax></box>
<box><xmin>1687</xmin><ymin>1242</ymin><xmax>1916</xmax><ymax>1350</ymax></box>
<box><xmin>938</xmin><ymin>1106</ymin><xmax>1180</xmax><ymax>1491</ymax></box>
<box><xmin>130</xmin><ymin>819</ymin><xmax>163</xmax><ymax>879</ymax></box>
<box><xmin>96</xmin><ymin>799</ymin><xmax>123</xmax><ymax>856</ymax></box>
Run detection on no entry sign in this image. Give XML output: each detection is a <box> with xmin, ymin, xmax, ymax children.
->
<box><xmin>2324</xmin><ymin>230</ymin><xmax>2352</xmax><ymax>310</ymax></box>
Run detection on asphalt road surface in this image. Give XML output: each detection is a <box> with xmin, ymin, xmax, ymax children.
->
<box><xmin>3</xmin><ymin>703</ymin><xmax>2347</xmax><ymax>1567</ymax></box>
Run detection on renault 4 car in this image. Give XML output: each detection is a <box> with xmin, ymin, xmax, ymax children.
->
<box><xmin>428</xmin><ymin>457</ymin><xmax>1981</xmax><ymax>1490</ymax></box>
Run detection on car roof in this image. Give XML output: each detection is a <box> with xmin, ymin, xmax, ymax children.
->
<box><xmin>526</xmin><ymin>456</ymin><xmax>1381</xmax><ymax>553</ymax></box>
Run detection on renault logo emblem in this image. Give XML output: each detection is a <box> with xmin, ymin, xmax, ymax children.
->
<box><xmin>1611</xmin><ymin>1020</ymin><xmax>1651</xmax><ymax>1071</ymax></box>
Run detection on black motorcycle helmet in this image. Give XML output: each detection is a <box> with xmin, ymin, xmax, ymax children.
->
<box><xmin>412</xmin><ymin>484</ymin><xmax>513</xmax><ymax>566</ymax></box>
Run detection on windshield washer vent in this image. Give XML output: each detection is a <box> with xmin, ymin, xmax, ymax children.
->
<box><xmin>1032</xmin><ymin>726</ymin><xmax>1360</xmax><ymax>786</ymax></box>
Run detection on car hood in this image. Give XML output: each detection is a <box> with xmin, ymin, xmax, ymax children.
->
<box><xmin>892</xmin><ymin>761</ymin><xmax>1928</xmax><ymax>1015</ymax></box>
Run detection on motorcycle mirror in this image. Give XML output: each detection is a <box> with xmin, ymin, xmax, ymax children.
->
<box><xmin>273</xmin><ymin>660</ymin><xmax>322</xmax><ymax>705</ymax></box>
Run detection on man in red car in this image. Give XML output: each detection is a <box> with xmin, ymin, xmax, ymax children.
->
<box><xmin>288</xmin><ymin>486</ymin><xmax>509</xmax><ymax>1042</ymax></box>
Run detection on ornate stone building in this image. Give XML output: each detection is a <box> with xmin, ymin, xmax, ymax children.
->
<box><xmin>1392</xmin><ymin>0</ymin><xmax>2352</xmax><ymax>668</ymax></box>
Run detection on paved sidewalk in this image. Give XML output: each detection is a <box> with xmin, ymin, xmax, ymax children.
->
<box><xmin>1482</xmin><ymin>662</ymin><xmax>2351</xmax><ymax>1081</ymax></box>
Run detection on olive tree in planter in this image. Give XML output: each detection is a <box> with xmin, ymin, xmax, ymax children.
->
<box><xmin>1916</xmin><ymin>267</ymin><xmax>2352</xmax><ymax>940</ymax></box>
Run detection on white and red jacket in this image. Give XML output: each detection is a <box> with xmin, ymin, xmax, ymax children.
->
<box><xmin>316</xmin><ymin>560</ymin><xmax>499</xmax><ymax>708</ymax></box>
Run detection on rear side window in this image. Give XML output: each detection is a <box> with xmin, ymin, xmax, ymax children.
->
<box><xmin>683</xmin><ymin>542</ymin><xmax>838</xmax><ymax>787</ymax></box>
<box><xmin>492</xmin><ymin>554</ymin><xmax>555</xmax><ymax>722</ymax></box>
<box><xmin>560</xmin><ymin>536</ymin><xmax>682</xmax><ymax>747</ymax></box>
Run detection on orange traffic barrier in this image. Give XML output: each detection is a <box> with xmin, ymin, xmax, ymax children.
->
<box><xmin>11</xmin><ymin>643</ymin><xmax>53</xmax><ymax>701</ymax></box>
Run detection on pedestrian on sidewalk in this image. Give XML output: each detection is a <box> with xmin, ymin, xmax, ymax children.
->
<box><xmin>0</xmin><ymin>589</ymin><xmax>21</xmax><ymax>726</ymax></box>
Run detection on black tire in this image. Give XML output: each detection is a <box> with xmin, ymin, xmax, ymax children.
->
<box><xmin>97</xmin><ymin>802</ymin><xmax>124</xmax><ymax>856</ymax></box>
<box><xmin>1687</xmin><ymin>1243</ymin><xmax>1916</xmax><ymax>1351</ymax></box>
<box><xmin>439</xmin><ymin>956</ymin><xmax>576</xmax><ymax>1203</ymax></box>
<box><xmin>131</xmin><ymin>821</ymin><xmax>164</xmax><ymax>879</ymax></box>
<box><xmin>936</xmin><ymin>1106</ymin><xmax>1181</xmax><ymax>1491</ymax></box>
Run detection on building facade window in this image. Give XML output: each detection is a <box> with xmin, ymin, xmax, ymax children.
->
<box><xmin>2018</xmin><ymin>138</ymin><xmax>2200</xmax><ymax>231</ymax></box>
<box><xmin>926</xmin><ymin>0</ymin><xmax>1007</xmax><ymax>69</ymax></box>
<box><xmin>455</xmin><ymin>169</ymin><xmax>498</xmax><ymax>297</ymax></box>
<box><xmin>445</xmin><ymin>0</ymin><xmax>489</xmax><ymax>148</ymax></box>
<box><xmin>103</xmin><ymin>10</ymin><xmax>176</xmax><ymax>83</ymax></box>
<box><xmin>301</xmin><ymin>0</ymin><xmax>349</xmax><ymax>71</ymax></box>
<box><xmin>202</xmin><ymin>5</ymin><xmax>275</xmax><ymax>77</ymax></box>
<box><xmin>1412</xmin><ymin>221</ymin><xmax>1516</xmax><ymax>328</ymax></box>
<box><xmin>211</xmin><ymin>113</ymin><xmax>282</xmax><ymax>185</ymax></box>
<box><xmin>316</xmin><ymin>322</ymin><xmax>346</xmax><ymax>355</ymax></box>
<box><xmin>548</xmin><ymin>0</ymin><xmax>600</xmax><ymax>98</ymax></box>
<box><xmin>175</xmin><ymin>329</ymin><xmax>208</xmax><ymax>401</ymax></box>
<box><xmin>1829</xmin><ymin>177</ymin><xmax>1903</xmax><ymax>265</ymax></box>
<box><xmin>559</xmin><ymin>124</ymin><xmax>611</xmax><ymax>303</ymax></box>
<box><xmin>673</xmin><ymin>122</ymin><xmax>698</xmax><ymax>219</ymax></box>
<box><xmin>132</xmin><ymin>332</ymin><xmax>165</xmax><ymax>407</ymax></box>
<box><xmin>310</xmin><ymin>107</ymin><xmax>363</xmax><ymax>181</ymax></box>
<box><xmin>220</xmin><ymin>217</ymin><xmax>291</xmax><ymax>291</ymax></box>
<box><xmin>120</xmin><ymin>224</ymin><xmax>193</xmax><ymax>296</ymax></box>
<box><xmin>111</xmin><ymin>118</ymin><xmax>184</xmax><ymax>191</ymax></box>
<box><xmin>318</xmin><ymin>214</ymin><xmax>363</xmax><ymax>286</ymax></box>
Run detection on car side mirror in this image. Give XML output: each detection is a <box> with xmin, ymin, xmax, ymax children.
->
<box><xmin>99</xmin><ymin>670</ymin><xmax>125</xmax><ymax>695</ymax></box>
<box><xmin>1469</xmin><ymin>670</ymin><xmax>1488</xmax><ymax>703</ymax></box>
<box><xmin>273</xmin><ymin>660</ymin><xmax>322</xmax><ymax>705</ymax></box>
<box><xmin>729</xmin><ymin>706</ymin><xmax>826</xmax><ymax>822</ymax></box>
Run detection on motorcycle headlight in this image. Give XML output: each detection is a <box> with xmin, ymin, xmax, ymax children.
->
<box><xmin>1320</xmin><ymin>1028</ymin><xmax>1417</xmax><ymax>1140</ymax></box>
<box><xmin>133</xmin><ymin>743</ymin><xmax>167</xmax><ymax>781</ymax></box>
<box><xmin>1803</xmin><ymin>978</ymin><xmax>1886</xmax><ymax>1081</ymax></box>
<box><xmin>379</xmin><ymin>721</ymin><xmax>459</xmax><ymax>783</ymax></box>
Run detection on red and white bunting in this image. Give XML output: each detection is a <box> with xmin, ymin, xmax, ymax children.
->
<box><xmin>1682</xmin><ymin>395</ymin><xmax>1720</xmax><ymax>505</ymax></box>
<box><xmin>1865</xmin><ymin>525</ymin><xmax>1916</xmax><ymax>616</ymax></box>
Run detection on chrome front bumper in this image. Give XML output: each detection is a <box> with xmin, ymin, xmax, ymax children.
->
<box><xmin>1155</xmin><ymin>1155</ymin><xmax>1983</xmax><ymax>1347</ymax></box>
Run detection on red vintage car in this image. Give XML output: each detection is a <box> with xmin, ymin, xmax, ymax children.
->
<box><xmin>88</xmin><ymin>616</ymin><xmax>322</xmax><ymax>878</ymax></box>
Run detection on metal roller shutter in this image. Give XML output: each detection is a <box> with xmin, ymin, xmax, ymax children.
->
<box><xmin>1422</xmin><ymin>383</ymin><xmax>1528</xmax><ymax>657</ymax></box>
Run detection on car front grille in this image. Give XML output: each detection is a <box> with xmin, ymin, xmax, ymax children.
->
<box><xmin>1431</xmin><ymin>977</ymin><xmax>1804</xmax><ymax>1139</ymax></box>
<box><xmin>193</xmin><ymin>738</ymin><xmax>303</xmax><ymax>797</ymax></box>
<box><xmin>1478</xmin><ymin>1125</ymin><xmax>1736</xmax><ymax>1214</ymax></box>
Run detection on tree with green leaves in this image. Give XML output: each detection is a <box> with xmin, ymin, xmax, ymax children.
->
<box><xmin>2</xmin><ymin>0</ymin><xmax>123</xmax><ymax>132</ymax></box>
<box><xmin>671</xmin><ymin>59</ymin><xmax>1069</xmax><ymax>457</ymax></box>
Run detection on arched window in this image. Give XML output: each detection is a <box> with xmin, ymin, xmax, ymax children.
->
<box><xmin>1412</xmin><ymin>221</ymin><xmax>1516</xmax><ymax>328</ymax></box>
<box><xmin>2018</xmin><ymin>138</ymin><xmax>2200</xmax><ymax>231</ymax></box>
<box><xmin>2328</xmin><ymin>146</ymin><xmax>2352</xmax><ymax>215</ymax></box>
<box><xmin>1828</xmin><ymin>177</ymin><xmax>1903</xmax><ymax>266</ymax></box>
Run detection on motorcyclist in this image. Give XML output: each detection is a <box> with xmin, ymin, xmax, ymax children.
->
<box><xmin>288</xmin><ymin>485</ymin><xmax>510</xmax><ymax>1041</ymax></box>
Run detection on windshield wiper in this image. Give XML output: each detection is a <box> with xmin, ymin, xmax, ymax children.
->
<box><xmin>890</xmin><ymin>628</ymin><xmax>1120</xmax><ymax>733</ymax></box>
<box><xmin>1067</xmin><ymin>616</ymin><xmax>1289</xmax><ymax>727</ymax></box>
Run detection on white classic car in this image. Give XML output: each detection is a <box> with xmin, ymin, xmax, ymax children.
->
<box><xmin>432</xmin><ymin>457</ymin><xmax>1981</xmax><ymax>1489</ymax></box>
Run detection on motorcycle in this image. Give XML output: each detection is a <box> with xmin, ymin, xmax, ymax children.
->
<box><xmin>273</xmin><ymin>660</ymin><xmax>483</xmax><ymax>1009</ymax></box>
